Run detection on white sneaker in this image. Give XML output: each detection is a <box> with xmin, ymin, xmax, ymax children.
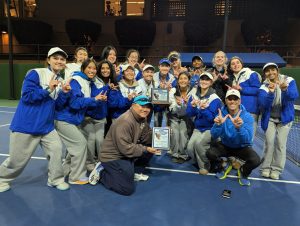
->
<box><xmin>134</xmin><ymin>173</ymin><xmax>149</xmax><ymax>181</ymax></box>
<box><xmin>89</xmin><ymin>162</ymin><xmax>104</xmax><ymax>185</ymax></box>
<box><xmin>47</xmin><ymin>182</ymin><xmax>70</xmax><ymax>191</ymax></box>
<box><xmin>270</xmin><ymin>171</ymin><xmax>280</xmax><ymax>180</ymax></box>
<box><xmin>0</xmin><ymin>183</ymin><xmax>10</xmax><ymax>192</ymax></box>
<box><xmin>261</xmin><ymin>170</ymin><xmax>270</xmax><ymax>178</ymax></box>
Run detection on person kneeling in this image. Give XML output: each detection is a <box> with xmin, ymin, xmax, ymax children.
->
<box><xmin>89</xmin><ymin>95</ymin><xmax>160</xmax><ymax>195</ymax></box>
<box><xmin>206</xmin><ymin>89</ymin><xmax>260</xmax><ymax>186</ymax></box>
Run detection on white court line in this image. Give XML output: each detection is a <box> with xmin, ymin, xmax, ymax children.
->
<box><xmin>0</xmin><ymin>153</ymin><xmax>299</xmax><ymax>185</ymax></box>
<box><xmin>0</xmin><ymin>153</ymin><xmax>46</xmax><ymax>160</ymax></box>
<box><xmin>146</xmin><ymin>166</ymin><xmax>300</xmax><ymax>185</ymax></box>
<box><xmin>0</xmin><ymin>106</ymin><xmax>17</xmax><ymax>108</ymax></box>
<box><xmin>0</xmin><ymin>124</ymin><xmax>10</xmax><ymax>128</ymax></box>
<box><xmin>0</xmin><ymin>111</ymin><xmax>15</xmax><ymax>114</ymax></box>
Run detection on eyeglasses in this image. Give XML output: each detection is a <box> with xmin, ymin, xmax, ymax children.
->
<box><xmin>226</xmin><ymin>96</ymin><xmax>239</xmax><ymax>101</ymax></box>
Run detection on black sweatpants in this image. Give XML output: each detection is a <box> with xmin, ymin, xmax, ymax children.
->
<box><xmin>206</xmin><ymin>142</ymin><xmax>261</xmax><ymax>177</ymax></box>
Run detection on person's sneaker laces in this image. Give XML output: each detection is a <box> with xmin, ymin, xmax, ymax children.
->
<box><xmin>215</xmin><ymin>163</ymin><xmax>232</xmax><ymax>179</ymax></box>
<box><xmin>47</xmin><ymin>182</ymin><xmax>70</xmax><ymax>191</ymax></box>
<box><xmin>0</xmin><ymin>183</ymin><xmax>10</xmax><ymax>192</ymax></box>
<box><xmin>134</xmin><ymin>173</ymin><xmax>149</xmax><ymax>181</ymax></box>
<box><xmin>237</xmin><ymin>169</ymin><xmax>251</xmax><ymax>186</ymax></box>
<box><xmin>89</xmin><ymin>162</ymin><xmax>104</xmax><ymax>185</ymax></box>
<box><xmin>69</xmin><ymin>177</ymin><xmax>89</xmax><ymax>185</ymax></box>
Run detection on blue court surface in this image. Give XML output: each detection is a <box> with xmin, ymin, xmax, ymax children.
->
<box><xmin>1</xmin><ymin>106</ymin><xmax>300</xmax><ymax>226</ymax></box>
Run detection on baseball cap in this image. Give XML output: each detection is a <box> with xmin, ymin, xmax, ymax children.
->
<box><xmin>263</xmin><ymin>62</ymin><xmax>278</xmax><ymax>72</ymax></box>
<box><xmin>159</xmin><ymin>58</ymin><xmax>171</xmax><ymax>66</ymax></box>
<box><xmin>47</xmin><ymin>47</ymin><xmax>68</xmax><ymax>58</ymax></box>
<box><xmin>192</xmin><ymin>55</ymin><xmax>204</xmax><ymax>62</ymax></box>
<box><xmin>120</xmin><ymin>64</ymin><xmax>135</xmax><ymax>71</ymax></box>
<box><xmin>133</xmin><ymin>95</ymin><xmax>152</xmax><ymax>106</ymax></box>
<box><xmin>225</xmin><ymin>89</ymin><xmax>241</xmax><ymax>99</ymax></box>
<box><xmin>200</xmin><ymin>72</ymin><xmax>213</xmax><ymax>80</ymax></box>
<box><xmin>142</xmin><ymin>64</ymin><xmax>155</xmax><ymax>72</ymax></box>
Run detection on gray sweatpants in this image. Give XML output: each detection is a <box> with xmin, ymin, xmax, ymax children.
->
<box><xmin>80</xmin><ymin>117</ymin><xmax>106</xmax><ymax>166</ymax></box>
<box><xmin>55</xmin><ymin>121</ymin><xmax>87</xmax><ymax>182</ymax></box>
<box><xmin>169</xmin><ymin>117</ymin><xmax>189</xmax><ymax>157</ymax></box>
<box><xmin>187</xmin><ymin>129</ymin><xmax>212</xmax><ymax>170</ymax></box>
<box><xmin>0</xmin><ymin>130</ymin><xmax>65</xmax><ymax>185</ymax></box>
<box><xmin>261</xmin><ymin>121</ymin><xmax>292</xmax><ymax>174</ymax></box>
<box><xmin>251</xmin><ymin>113</ymin><xmax>259</xmax><ymax>138</ymax></box>
<box><xmin>154</xmin><ymin>110</ymin><xmax>168</xmax><ymax>127</ymax></box>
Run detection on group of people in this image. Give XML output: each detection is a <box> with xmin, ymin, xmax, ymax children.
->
<box><xmin>0</xmin><ymin>46</ymin><xmax>298</xmax><ymax>196</ymax></box>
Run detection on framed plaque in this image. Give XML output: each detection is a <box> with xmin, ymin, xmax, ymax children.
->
<box><xmin>151</xmin><ymin>88</ymin><xmax>169</xmax><ymax>105</ymax></box>
<box><xmin>152</xmin><ymin>127</ymin><xmax>170</xmax><ymax>150</ymax></box>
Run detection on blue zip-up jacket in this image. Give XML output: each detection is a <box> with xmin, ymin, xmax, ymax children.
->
<box><xmin>211</xmin><ymin>104</ymin><xmax>254</xmax><ymax>148</ymax></box>
<box><xmin>86</xmin><ymin>77</ymin><xmax>110</xmax><ymax>120</ymax></box>
<box><xmin>55</xmin><ymin>72</ymin><xmax>98</xmax><ymax>125</ymax></box>
<box><xmin>258</xmin><ymin>74</ymin><xmax>299</xmax><ymax>131</ymax></box>
<box><xmin>10</xmin><ymin>68</ymin><xmax>62</xmax><ymax>135</ymax></box>
<box><xmin>231</xmin><ymin>68</ymin><xmax>261</xmax><ymax>114</ymax></box>
<box><xmin>186</xmin><ymin>87</ymin><xmax>222</xmax><ymax>132</ymax></box>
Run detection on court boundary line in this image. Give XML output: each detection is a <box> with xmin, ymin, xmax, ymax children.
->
<box><xmin>0</xmin><ymin>153</ymin><xmax>299</xmax><ymax>185</ymax></box>
<box><xmin>0</xmin><ymin>124</ymin><xmax>10</xmax><ymax>128</ymax></box>
<box><xmin>0</xmin><ymin>111</ymin><xmax>15</xmax><ymax>114</ymax></box>
<box><xmin>0</xmin><ymin>106</ymin><xmax>17</xmax><ymax>108</ymax></box>
<box><xmin>146</xmin><ymin>166</ymin><xmax>300</xmax><ymax>185</ymax></box>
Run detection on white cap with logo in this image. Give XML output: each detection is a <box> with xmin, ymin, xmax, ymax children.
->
<box><xmin>200</xmin><ymin>72</ymin><xmax>213</xmax><ymax>80</ymax></box>
<box><xmin>142</xmin><ymin>64</ymin><xmax>155</xmax><ymax>72</ymax></box>
<box><xmin>225</xmin><ymin>89</ymin><xmax>241</xmax><ymax>99</ymax></box>
<box><xmin>262</xmin><ymin>62</ymin><xmax>278</xmax><ymax>71</ymax></box>
<box><xmin>120</xmin><ymin>64</ymin><xmax>135</xmax><ymax>71</ymax></box>
<box><xmin>47</xmin><ymin>47</ymin><xmax>68</xmax><ymax>58</ymax></box>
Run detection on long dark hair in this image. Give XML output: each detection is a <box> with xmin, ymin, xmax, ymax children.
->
<box><xmin>81</xmin><ymin>58</ymin><xmax>97</xmax><ymax>72</ymax></box>
<box><xmin>174</xmin><ymin>71</ymin><xmax>191</xmax><ymax>96</ymax></box>
<box><xmin>97</xmin><ymin>60</ymin><xmax>117</xmax><ymax>85</ymax></box>
<box><xmin>227</xmin><ymin>56</ymin><xmax>244</xmax><ymax>76</ymax></box>
<box><xmin>100</xmin><ymin>45</ymin><xmax>117</xmax><ymax>63</ymax></box>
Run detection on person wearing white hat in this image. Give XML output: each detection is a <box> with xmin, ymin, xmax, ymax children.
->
<box><xmin>258</xmin><ymin>62</ymin><xmax>299</xmax><ymax>179</ymax></box>
<box><xmin>108</xmin><ymin>63</ymin><xmax>142</xmax><ymax>120</ymax></box>
<box><xmin>207</xmin><ymin>89</ymin><xmax>260</xmax><ymax>186</ymax></box>
<box><xmin>186</xmin><ymin>72</ymin><xmax>222</xmax><ymax>174</ymax></box>
<box><xmin>0</xmin><ymin>47</ymin><xmax>70</xmax><ymax>192</ymax></box>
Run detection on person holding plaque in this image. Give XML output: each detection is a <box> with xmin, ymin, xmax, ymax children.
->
<box><xmin>88</xmin><ymin>95</ymin><xmax>160</xmax><ymax>196</ymax></box>
<box><xmin>153</xmin><ymin>58</ymin><xmax>175</xmax><ymax>127</ymax></box>
<box><xmin>186</xmin><ymin>72</ymin><xmax>222</xmax><ymax>175</ymax></box>
<box><xmin>168</xmin><ymin>71</ymin><xmax>194</xmax><ymax>163</ymax></box>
